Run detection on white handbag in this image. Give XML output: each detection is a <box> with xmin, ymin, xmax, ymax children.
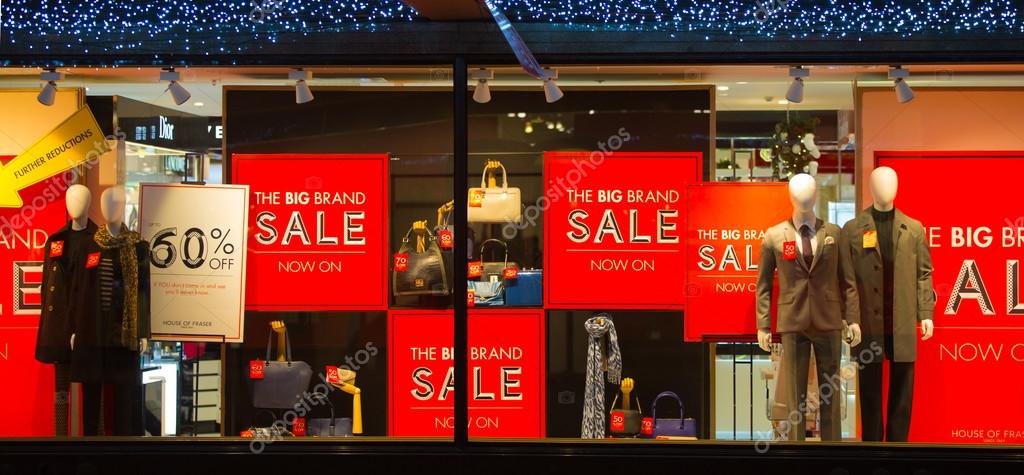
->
<box><xmin>467</xmin><ymin>162</ymin><xmax>522</xmax><ymax>223</ymax></box>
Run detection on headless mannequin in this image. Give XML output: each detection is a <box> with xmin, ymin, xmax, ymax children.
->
<box><xmin>66</xmin><ymin>186</ymin><xmax>90</xmax><ymax>352</ymax></box>
<box><xmin>71</xmin><ymin>188</ymin><xmax>148</xmax><ymax>351</ymax></box>
<box><xmin>73</xmin><ymin>186</ymin><xmax>149</xmax><ymax>436</ymax></box>
<box><xmin>758</xmin><ymin>175</ymin><xmax>862</xmax><ymax>351</ymax></box>
<box><xmin>852</xmin><ymin>166</ymin><xmax>934</xmax><ymax>442</ymax></box>
<box><xmin>868</xmin><ymin>167</ymin><xmax>933</xmax><ymax>340</ymax></box>
<box><xmin>96</xmin><ymin>187</ymin><xmax>147</xmax><ymax>352</ymax></box>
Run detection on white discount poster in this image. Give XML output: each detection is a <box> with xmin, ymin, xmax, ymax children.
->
<box><xmin>139</xmin><ymin>183</ymin><xmax>249</xmax><ymax>342</ymax></box>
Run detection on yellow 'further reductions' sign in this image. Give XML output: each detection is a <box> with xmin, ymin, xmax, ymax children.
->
<box><xmin>0</xmin><ymin>105</ymin><xmax>109</xmax><ymax>208</ymax></box>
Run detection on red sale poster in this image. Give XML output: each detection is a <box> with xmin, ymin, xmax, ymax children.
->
<box><xmin>387</xmin><ymin>309</ymin><xmax>545</xmax><ymax>438</ymax></box>
<box><xmin>233</xmin><ymin>154</ymin><xmax>389</xmax><ymax>311</ymax></box>
<box><xmin>0</xmin><ymin>159</ymin><xmax>70</xmax><ymax>436</ymax></box>
<box><xmin>544</xmin><ymin>152</ymin><xmax>701</xmax><ymax>309</ymax></box>
<box><xmin>684</xmin><ymin>183</ymin><xmax>791</xmax><ymax>341</ymax></box>
<box><xmin>878</xmin><ymin>151</ymin><xmax>1024</xmax><ymax>444</ymax></box>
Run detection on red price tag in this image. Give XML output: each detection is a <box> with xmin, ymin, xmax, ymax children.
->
<box><xmin>325</xmin><ymin>365</ymin><xmax>341</xmax><ymax>384</ymax></box>
<box><xmin>503</xmin><ymin>266</ymin><xmax>518</xmax><ymax>279</ymax></box>
<box><xmin>782</xmin><ymin>241</ymin><xmax>797</xmax><ymax>260</ymax></box>
<box><xmin>610</xmin><ymin>411</ymin><xmax>626</xmax><ymax>432</ymax></box>
<box><xmin>249</xmin><ymin>360</ymin><xmax>265</xmax><ymax>380</ymax></box>
<box><xmin>86</xmin><ymin>252</ymin><xmax>100</xmax><ymax>268</ymax></box>
<box><xmin>640</xmin><ymin>417</ymin><xmax>654</xmax><ymax>436</ymax></box>
<box><xmin>438</xmin><ymin>230</ymin><xmax>454</xmax><ymax>249</ymax></box>
<box><xmin>292</xmin><ymin>417</ymin><xmax>307</xmax><ymax>436</ymax></box>
<box><xmin>394</xmin><ymin>253</ymin><xmax>409</xmax><ymax>272</ymax></box>
<box><xmin>49</xmin><ymin>241</ymin><xmax>64</xmax><ymax>257</ymax></box>
<box><xmin>468</xmin><ymin>261</ymin><xmax>483</xmax><ymax>278</ymax></box>
<box><xmin>467</xmin><ymin>289</ymin><xmax>476</xmax><ymax>307</ymax></box>
<box><xmin>468</xmin><ymin>189</ymin><xmax>484</xmax><ymax>207</ymax></box>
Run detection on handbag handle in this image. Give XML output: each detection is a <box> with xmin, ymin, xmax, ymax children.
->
<box><xmin>402</xmin><ymin>225</ymin><xmax>436</xmax><ymax>243</ymax></box>
<box><xmin>609</xmin><ymin>393</ymin><xmax>642</xmax><ymax>416</ymax></box>
<box><xmin>265</xmin><ymin>328</ymin><xmax>293</xmax><ymax>363</ymax></box>
<box><xmin>651</xmin><ymin>391</ymin><xmax>685</xmax><ymax>427</ymax></box>
<box><xmin>250</xmin><ymin>409</ymin><xmax>280</xmax><ymax>430</ymax></box>
<box><xmin>479</xmin><ymin>162</ymin><xmax>509</xmax><ymax>190</ymax></box>
<box><xmin>478</xmin><ymin>239</ymin><xmax>508</xmax><ymax>267</ymax></box>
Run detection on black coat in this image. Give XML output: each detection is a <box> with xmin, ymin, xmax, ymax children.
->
<box><xmin>35</xmin><ymin>220</ymin><xmax>98</xmax><ymax>364</ymax></box>
<box><xmin>71</xmin><ymin>237</ymin><xmax>151</xmax><ymax>383</ymax></box>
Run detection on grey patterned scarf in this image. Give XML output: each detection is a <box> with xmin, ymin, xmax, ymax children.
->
<box><xmin>581</xmin><ymin>313</ymin><xmax>622</xmax><ymax>439</ymax></box>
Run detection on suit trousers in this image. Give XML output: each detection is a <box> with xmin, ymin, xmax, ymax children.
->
<box><xmin>859</xmin><ymin>360</ymin><xmax>915</xmax><ymax>442</ymax></box>
<box><xmin>781</xmin><ymin>331</ymin><xmax>843</xmax><ymax>441</ymax></box>
<box><xmin>81</xmin><ymin>381</ymin><xmax>144</xmax><ymax>436</ymax></box>
<box><xmin>54</xmin><ymin>363</ymin><xmax>71</xmax><ymax>436</ymax></box>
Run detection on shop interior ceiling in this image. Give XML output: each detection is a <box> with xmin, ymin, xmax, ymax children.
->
<box><xmin>3</xmin><ymin>64</ymin><xmax>1023</xmax><ymax>117</ymax></box>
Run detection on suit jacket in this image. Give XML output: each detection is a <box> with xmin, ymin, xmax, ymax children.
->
<box><xmin>839</xmin><ymin>209</ymin><xmax>934</xmax><ymax>362</ymax></box>
<box><xmin>35</xmin><ymin>220</ymin><xmax>98</xmax><ymax>364</ymax></box>
<box><xmin>756</xmin><ymin>219</ymin><xmax>859</xmax><ymax>333</ymax></box>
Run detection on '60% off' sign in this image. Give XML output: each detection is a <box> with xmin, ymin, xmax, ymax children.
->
<box><xmin>139</xmin><ymin>184</ymin><xmax>250</xmax><ymax>343</ymax></box>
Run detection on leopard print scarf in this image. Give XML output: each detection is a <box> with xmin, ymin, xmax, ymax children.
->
<box><xmin>94</xmin><ymin>225</ymin><xmax>141</xmax><ymax>351</ymax></box>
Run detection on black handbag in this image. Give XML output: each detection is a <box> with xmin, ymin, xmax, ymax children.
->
<box><xmin>609</xmin><ymin>393</ymin><xmax>643</xmax><ymax>437</ymax></box>
<box><xmin>394</xmin><ymin>225</ymin><xmax>450</xmax><ymax>296</ymax></box>
<box><xmin>250</xmin><ymin>330</ymin><xmax>313</xmax><ymax>409</ymax></box>
<box><xmin>307</xmin><ymin>393</ymin><xmax>353</xmax><ymax>437</ymax></box>
<box><xmin>477</xmin><ymin>239</ymin><xmax>518</xmax><ymax>283</ymax></box>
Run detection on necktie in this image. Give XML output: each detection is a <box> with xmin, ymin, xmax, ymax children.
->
<box><xmin>800</xmin><ymin>225</ymin><xmax>814</xmax><ymax>269</ymax></box>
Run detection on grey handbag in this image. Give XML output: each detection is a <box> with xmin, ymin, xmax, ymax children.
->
<box><xmin>307</xmin><ymin>393</ymin><xmax>353</xmax><ymax>437</ymax></box>
<box><xmin>251</xmin><ymin>329</ymin><xmax>313</xmax><ymax>409</ymax></box>
<box><xmin>393</xmin><ymin>225</ymin><xmax>450</xmax><ymax>296</ymax></box>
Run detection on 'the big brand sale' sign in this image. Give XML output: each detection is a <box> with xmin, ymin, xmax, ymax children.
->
<box><xmin>233</xmin><ymin>154</ymin><xmax>388</xmax><ymax>311</ymax></box>
<box><xmin>0</xmin><ymin>157</ymin><xmax>68</xmax><ymax>436</ymax></box>
<box><xmin>544</xmin><ymin>152</ymin><xmax>701</xmax><ymax>309</ymax></box>
<box><xmin>684</xmin><ymin>183</ymin><xmax>791</xmax><ymax>341</ymax></box>
<box><xmin>878</xmin><ymin>151</ymin><xmax>1024</xmax><ymax>444</ymax></box>
<box><xmin>388</xmin><ymin>310</ymin><xmax>545</xmax><ymax>437</ymax></box>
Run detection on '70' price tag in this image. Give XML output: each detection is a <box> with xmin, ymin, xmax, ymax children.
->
<box><xmin>394</xmin><ymin>253</ymin><xmax>409</xmax><ymax>272</ymax></box>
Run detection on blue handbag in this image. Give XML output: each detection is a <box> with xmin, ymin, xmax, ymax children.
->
<box><xmin>504</xmin><ymin>269</ymin><xmax>542</xmax><ymax>306</ymax></box>
<box><xmin>649</xmin><ymin>391</ymin><xmax>697</xmax><ymax>438</ymax></box>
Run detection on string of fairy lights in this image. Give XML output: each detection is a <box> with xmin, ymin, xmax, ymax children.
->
<box><xmin>0</xmin><ymin>0</ymin><xmax>1021</xmax><ymax>54</ymax></box>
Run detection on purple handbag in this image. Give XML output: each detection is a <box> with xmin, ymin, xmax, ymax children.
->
<box><xmin>650</xmin><ymin>391</ymin><xmax>697</xmax><ymax>438</ymax></box>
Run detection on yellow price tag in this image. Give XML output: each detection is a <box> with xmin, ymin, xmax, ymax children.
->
<box><xmin>863</xmin><ymin>230</ymin><xmax>878</xmax><ymax>249</ymax></box>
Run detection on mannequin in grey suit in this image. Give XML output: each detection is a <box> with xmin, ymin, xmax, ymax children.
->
<box><xmin>756</xmin><ymin>173</ymin><xmax>860</xmax><ymax>441</ymax></box>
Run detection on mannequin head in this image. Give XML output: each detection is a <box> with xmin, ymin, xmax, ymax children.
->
<box><xmin>66</xmin><ymin>184</ymin><xmax>91</xmax><ymax>219</ymax></box>
<box><xmin>788</xmin><ymin>173</ymin><xmax>817</xmax><ymax>216</ymax></box>
<box><xmin>869</xmin><ymin>166</ymin><xmax>898</xmax><ymax>211</ymax></box>
<box><xmin>100</xmin><ymin>186</ymin><xmax>126</xmax><ymax>233</ymax></box>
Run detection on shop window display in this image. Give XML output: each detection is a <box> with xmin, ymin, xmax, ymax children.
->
<box><xmin>3</xmin><ymin>65</ymin><xmax>1024</xmax><ymax>450</ymax></box>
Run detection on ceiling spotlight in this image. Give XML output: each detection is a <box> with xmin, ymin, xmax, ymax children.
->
<box><xmin>289</xmin><ymin>69</ymin><xmax>314</xmax><ymax>104</ymax></box>
<box><xmin>889</xmin><ymin>66</ymin><xmax>914</xmax><ymax>103</ymax></box>
<box><xmin>471</xmin><ymin>68</ymin><xmax>494</xmax><ymax>104</ymax></box>
<box><xmin>37</xmin><ymin>68</ymin><xmax>64</xmax><ymax>106</ymax></box>
<box><xmin>786</xmin><ymin>66</ymin><xmax>809</xmax><ymax>104</ymax></box>
<box><xmin>160</xmin><ymin>68</ymin><xmax>191</xmax><ymax>106</ymax></box>
<box><xmin>542</xmin><ymin>69</ymin><xmax>564</xmax><ymax>104</ymax></box>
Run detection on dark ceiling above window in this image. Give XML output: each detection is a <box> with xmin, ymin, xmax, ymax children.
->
<box><xmin>2</xmin><ymin>0</ymin><xmax>1023</xmax><ymax>64</ymax></box>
